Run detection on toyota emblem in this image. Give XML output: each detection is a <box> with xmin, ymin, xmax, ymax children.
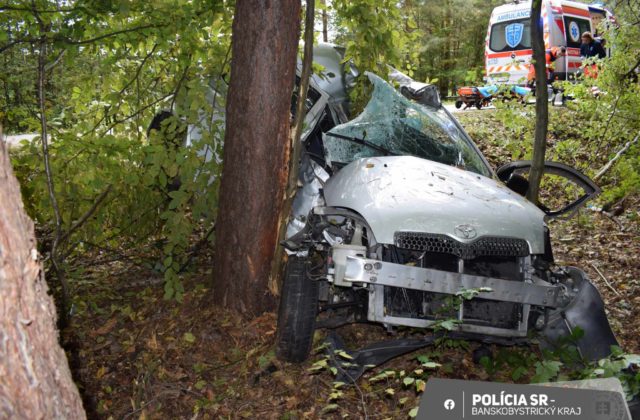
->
<box><xmin>454</xmin><ymin>224</ymin><xmax>477</xmax><ymax>239</ymax></box>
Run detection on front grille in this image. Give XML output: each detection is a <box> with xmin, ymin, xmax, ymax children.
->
<box><xmin>383</xmin><ymin>286</ymin><xmax>522</xmax><ymax>330</ymax></box>
<box><xmin>394</xmin><ymin>232</ymin><xmax>529</xmax><ymax>259</ymax></box>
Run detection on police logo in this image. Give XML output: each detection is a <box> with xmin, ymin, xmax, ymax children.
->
<box><xmin>569</xmin><ymin>21</ymin><xmax>580</xmax><ymax>42</ymax></box>
<box><xmin>505</xmin><ymin>23</ymin><xmax>524</xmax><ymax>49</ymax></box>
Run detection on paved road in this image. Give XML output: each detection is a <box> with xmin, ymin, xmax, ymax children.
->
<box><xmin>443</xmin><ymin>103</ymin><xmax>495</xmax><ymax>114</ymax></box>
<box><xmin>2</xmin><ymin>133</ymin><xmax>38</xmax><ymax>148</ymax></box>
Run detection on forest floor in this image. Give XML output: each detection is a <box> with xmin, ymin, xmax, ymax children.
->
<box><xmin>63</xmin><ymin>108</ymin><xmax>640</xmax><ymax>419</ymax></box>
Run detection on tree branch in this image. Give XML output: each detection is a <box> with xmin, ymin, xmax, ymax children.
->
<box><xmin>209</xmin><ymin>42</ymin><xmax>232</xmax><ymax>120</ymax></box>
<box><xmin>100</xmin><ymin>92</ymin><xmax>174</xmax><ymax>136</ymax></box>
<box><xmin>0</xmin><ymin>6</ymin><xmax>80</xmax><ymax>13</ymax></box>
<box><xmin>625</xmin><ymin>55</ymin><xmax>640</xmax><ymax>78</ymax></box>
<box><xmin>526</xmin><ymin>0</ymin><xmax>549</xmax><ymax>204</ymax></box>
<box><xmin>593</xmin><ymin>132</ymin><xmax>640</xmax><ymax>181</ymax></box>
<box><xmin>2</xmin><ymin>23</ymin><xmax>165</xmax><ymax>54</ymax></box>
<box><xmin>170</xmin><ymin>60</ymin><xmax>191</xmax><ymax>110</ymax></box>
<box><xmin>119</xmin><ymin>44</ymin><xmax>159</xmax><ymax>95</ymax></box>
<box><xmin>44</xmin><ymin>49</ymin><xmax>66</xmax><ymax>72</ymax></box>
<box><xmin>55</xmin><ymin>24</ymin><xmax>161</xmax><ymax>45</ymax></box>
<box><xmin>591</xmin><ymin>94</ymin><xmax>622</xmax><ymax>164</ymax></box>
<box><xmin>0</xmin><ymin>38</ymin><xmax>38</xmax><ymax>54</ymax></box>
<box><xmin>59</xmin><ymin>185</ymin><xmax>113</xmax><ymax>244</ymax></box>
<box><xmin>37</xmin><ymin>32</ymin><xmax>70</xmax><ymax>326</ymax></box>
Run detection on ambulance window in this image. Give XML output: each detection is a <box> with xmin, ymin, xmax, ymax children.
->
<box><xmin>589</xmin><ymin>12</ymin><xmax>606</xmax><ymax>36</ymax></box>
<box><xmin>489</xmin><ymin>19</ymin><xmax>531</xmax><ymax>52</ymax></box>
<box><xmin>564</xmin><ymin>17</ymin><xmax>591</xmax><ymax>48</ymax></box>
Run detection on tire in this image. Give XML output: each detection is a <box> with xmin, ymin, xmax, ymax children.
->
<box><xmin>475</xmin><ymin>101</ymin><xmax>482</xmax><ymax>110</ymax></box>
<box><xmin>275</xmin><ymin>256</ymin><xmax>319</xmax><ymax>363</ymax></box>
<box><xmin>628</xmin><ymin>394</ymin><xmax>640</xmax><ymax>420</ymax></box>
<box><xmin>455</xmin><ymin>100</ymin><xmax>463</xmax><ymax>109</ymax></box>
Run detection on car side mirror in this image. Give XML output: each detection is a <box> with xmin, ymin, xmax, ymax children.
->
<box><xmin>388</xmin><ymin>67</ymin><xmax>441</xmax><ymax>108</ymax></box>
<box><xmin>496</xmin><ymin>160</ymin><xmax>601</xmax><ymax>219</ymax></box>
<box><xmin>399</xmin><ymin>84</ymin><xmax>441</xmax><ymax>108</ymax></box>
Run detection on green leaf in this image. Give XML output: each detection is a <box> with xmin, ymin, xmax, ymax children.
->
<box><xmin>369</xmin><ymin>370</ymin><xmax>395</xmax><ymax>382</ymax></box>
<box><xmin>321</xmin><ymin>404</ymin><xmax>339</xmax><ymax>414</ymax></box>
<box><xmin>163</xmin><ymin>256</ymin><xmax>173</xmax><ymax>268</ymax></box>
<box><xmin>335</xmin><ymin>350</ymin><xmax>353</xmax><ymax>360</ymax></box>
<box><xmin>623</xmin><ymin>354</ymin><xmax>640</xmax><ymax>366</ymax></box>
<box><xmin>163</xmin><ymin>281</ymin><xmax>174</xmax><ymax>300</ymax></box>
<box><xmin>258</xmin><ymin>352</ymin><xmax>274</xmax><ymax>369</ymax></box>
<box><xmin>512</xmin><ymin>366</ymin><xmax>528</xmax><ymax>381</ymax></box>
<box><xmin>437</xmin><ymin>319</ymin><xmax>459</xmax><ymax>331</ymax></box>
<box><xmin>329</xmin><ymin>390</ymin><xmax>343</xmax><ymax>401</ymax></box>
<box><xmin>421</xmin><ymin>361</ymin><xmax>441</xmax><ymax>369</ymax></box>
<box><xmin>532</xmin><ymin>360</ymin><xmax>562</xmax><ymax>383</ymax></box>
<box><xmin>309</xmin><ymin>358</ymin><xmax>328</xmax><ymax>372</ymax></box>
<box><xmin>416</xmin><ymin>355</ymin><xmax>430</xmax><ymax>364</ymax></box>
<box><xmin>183</xmin><ymin>332</ymin><xmax>196</xmax><ymax>343</ymax></box>
<box><xmin>158</xmin><ymin>170</ymin><xmax>167</xmax><ymax>187</ymax></box>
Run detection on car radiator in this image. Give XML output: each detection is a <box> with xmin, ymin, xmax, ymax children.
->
<box><xmin>383</xmin><ymin>232</ymin><xmax>531</xmax><ymax>331</ymax></box>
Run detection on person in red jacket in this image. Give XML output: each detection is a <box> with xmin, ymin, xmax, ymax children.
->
<box><xmin>526</xmin><ymin>46</ymin><xmax>567</xmax><ymax>89</ymax></box>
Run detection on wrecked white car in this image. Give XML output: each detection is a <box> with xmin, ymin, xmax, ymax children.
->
<box><xmin>275</xmin><ymin>72</ymin><xmax>617</xmax><ymax>366</ymax></box>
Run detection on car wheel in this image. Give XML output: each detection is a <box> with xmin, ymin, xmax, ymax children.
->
<box><xmin>455</xmin><ymin>100</ymin><xmax>463</xmax><ymax>109</ymax></box>
<box><xmin>476</xmin><ymin>101</ymin><xmax>482</xmax><ymax>110</ymax></box>
<box><xmin>275</xmin><ymin>256</ymin><xmax>319</xmax><ymax>363</ymax></box>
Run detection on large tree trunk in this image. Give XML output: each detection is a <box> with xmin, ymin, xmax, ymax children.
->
<box><xmin>0</xmin><ymin>138</ymin><xmax>85</xmax><ymax>418</ymax></box>
<box><xmin>527</xmin><ymin>0</ymin><xmax>548</xmax><ymax>204</ymax></box>
<box><xmin>212</xmin><ymin>0</ymin><xmax>301</xmax><ymax>316</ymax></box>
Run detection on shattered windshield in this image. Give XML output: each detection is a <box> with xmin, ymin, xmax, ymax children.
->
<box><xmin>323</xmin><ymin>73</ymin><xmax>491</xmax><ymax>177</ymax></box>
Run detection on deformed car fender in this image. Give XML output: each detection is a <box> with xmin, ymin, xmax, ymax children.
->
<box><xmin>540</xmin><ymin>266</ymin><xmax>618</xmax><ymax>361</ymax></box>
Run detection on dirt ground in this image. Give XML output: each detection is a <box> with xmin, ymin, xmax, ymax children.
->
<box><xmin>63</xmin><ymin>110</ymin><xmax>640</xmax><ymax>419</ymax></box>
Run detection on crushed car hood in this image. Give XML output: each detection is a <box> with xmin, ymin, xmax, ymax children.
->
<box><xmin>323</xmin><ymin>156</ymin><xmax>547</xmax><ymax>254</ymax></box>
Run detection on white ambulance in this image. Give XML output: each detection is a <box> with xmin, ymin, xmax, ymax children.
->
<box><xmin>485</xmin><ymin>0</ymin><xmax>612</xmax><ymax>85</ymax></box>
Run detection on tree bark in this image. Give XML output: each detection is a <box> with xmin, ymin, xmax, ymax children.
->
<box><xmin>527</xmin><ymin>0</ymin><xmax>548</xmax><ymax>204</ymax></box>
<box><xmin>269</xmin><ymin>0</ymin><xmax>315</xmax><ymax>295</ymax></box>
<box><xmin>212</xmin><ymin>0</ymin><xmax>301</xmax><ymax>316</ymax></box>
<box><xmin>0</xmin><ymin>136</ymin><xmax>85</xmax><ymax>419</ymax></box>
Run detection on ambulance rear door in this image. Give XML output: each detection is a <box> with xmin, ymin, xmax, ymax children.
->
<box><xmin>486</xmin><ymin>7</ymin><xmax>532</xmax><ymax>85</ymax></box>
<box><xmin>561</xmin><ymin>2</ymin><xmax>592</xmax><ymax>78</ymax></box>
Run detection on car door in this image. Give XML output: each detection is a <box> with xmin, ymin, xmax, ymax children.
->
<box><xmin>496</xmin><ymin>160</ymin><xmax>600</xmax><ymax>218</ymax></box>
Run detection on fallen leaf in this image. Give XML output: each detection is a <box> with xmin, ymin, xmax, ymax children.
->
<box><xmin>91</xmin><ymin>318</ymin><xmax>118</xmax><ymax>337</ymax></box>
<box><xmin>96</xmin><ymin>366</ymin><xmax>108</xmax><ymax>379</ymax></box>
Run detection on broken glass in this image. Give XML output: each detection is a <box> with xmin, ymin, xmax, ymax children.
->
<box><xmin>323</xmin><ymin>72</ymin><xmax>491</xmax><ymax>177</ymax></box>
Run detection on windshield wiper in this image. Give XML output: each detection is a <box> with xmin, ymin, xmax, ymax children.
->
<box><xmin>325</xmin><ymin>132</ymin><xmax>398</xmax><ymax>156</ymax></box>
